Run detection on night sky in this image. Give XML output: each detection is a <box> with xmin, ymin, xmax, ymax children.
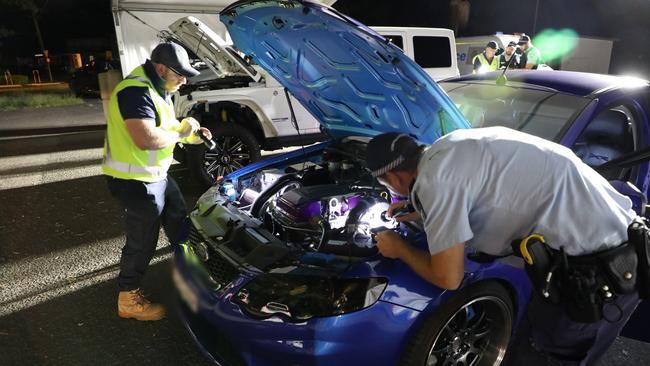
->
<box><xmin>0</xmin><ymin>0</ymin><xmax>648</xmax><ymax>78</ymax></box>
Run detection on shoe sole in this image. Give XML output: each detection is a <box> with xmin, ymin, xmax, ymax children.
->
<box><xmin>118</xmin><ymin>310</ymin><xmax>166</xmax><ymax>321</ymax></box>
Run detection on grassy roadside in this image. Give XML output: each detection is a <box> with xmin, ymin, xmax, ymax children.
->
<box><xmin>0</xmin><ymin>87</ymin><xmax>83</xmax><ymax>112</ymax></box>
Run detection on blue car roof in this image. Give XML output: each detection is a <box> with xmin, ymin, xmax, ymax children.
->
<box><xmin>445</xmin><ymin>70</ymin><xmax>649</xmax><ymax>98</ymax></box>
<box><xmin>220</xmin><ymin>0</ymin><xmax>469</xmax><ymax>144</ymax></box>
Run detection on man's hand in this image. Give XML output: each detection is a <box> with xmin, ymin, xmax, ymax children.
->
<box><xmin>387</xmin><ymin>200</ymin><xmax>408</xmax><ymax>216</ymax></box>
<box><xmin>198</xmin><ymin>127</ymin><xmax>212</xmax><ymax>140</ymax></box>
<box><xmin>387</xmin><ymin>200</ymin><xmax>421</xmax><ymax>222</ymax></box>
<box><xmin>375</xmin><ymin>230</ymin><xmax>407</xmax><ymax>259</ymax></box>
<box><xmin>178</xmin><ymin>117</ymin><xmax>201</xmax><ymax>139</ymax></box>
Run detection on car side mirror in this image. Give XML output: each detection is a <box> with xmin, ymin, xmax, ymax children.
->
<box><xmin>610</xmin><ymin>180</ymin><xmax>647</xmax><ymax>216</ymax></box>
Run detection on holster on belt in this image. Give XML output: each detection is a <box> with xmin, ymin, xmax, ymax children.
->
<box><xmin>512</xmin><ymin>233</ymin><xmax>639</xmax><ymax>323</ymax></box>
<box><xmin>628</xmin><ymin>217</ymin><xmax>650</xmax><ymax>300</ymax></box>
<box><xmin>511</xmin><ymin>235</ymin><xmax>561</xmax><ymax>304</ymax></box>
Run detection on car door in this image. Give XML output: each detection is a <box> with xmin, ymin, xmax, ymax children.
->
<box><xmin>568</xmin><ymin>95</ymin><xmax>650</xmax><ymax>343</ymax></box>
<box><xmin>568</xmin><ymin>99</ymin><xmax>649</xmax><ymax>191</ymax></box>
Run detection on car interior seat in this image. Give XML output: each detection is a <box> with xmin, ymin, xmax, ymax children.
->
<box><xmin>572</xmin><ymin>109</ymin><xmax>634</xmax><ymax>168</ymax></box>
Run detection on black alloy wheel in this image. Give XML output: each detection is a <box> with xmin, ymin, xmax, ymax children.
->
<box><xmin>400</xmin><ymin>282</ymin><xmax>514</xmax><ymax>366</ymax></box>
<box><xmin>189</xmin><ymin>124</ymin><xmax>261</xmax><ymax>187</ymax></box>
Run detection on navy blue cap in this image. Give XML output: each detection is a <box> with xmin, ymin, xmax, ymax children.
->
<box><xmin>486</xmin><ymin>41</ymin><xmax>498</xmax><ymax>49</ymax></box>
<box><xmin>507</xmin><ymin>41</ymin><xmax>517</xmax><ymax>47</ymax></box>
<box><xmin>150</xmin><ymin>42</ymin><xmax>200</xmax><ymax>77</ymax></box>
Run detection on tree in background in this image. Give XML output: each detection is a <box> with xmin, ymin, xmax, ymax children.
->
<box><xmin>0</xmin><ymin>0</ymin><xmax>53</xmax><ymax>82</ymax></box>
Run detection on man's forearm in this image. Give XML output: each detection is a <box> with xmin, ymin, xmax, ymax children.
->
<box><xmin>398</xmin><ymin>242</ymin><xmax>465</xmax><ymax>290</ymax></box>
<box><xmin>139</xmin><ymin>129</ymin><xmax>182</xmax><ymax>150</ymax></box>
<box><xmin>399</xmin><ymin>245</ymin><xmax>449</xmax><ymax>289</ymax></box>
<box><xmin>125</xmin><ymin>119</ymin><xmax>186</xmax><ymax>150</ymax></box>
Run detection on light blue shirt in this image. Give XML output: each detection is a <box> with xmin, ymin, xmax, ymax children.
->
<box><xmin>410</xmin><ymin>127</ymin><xmax>635</xmax><ymax>256</ymax></box>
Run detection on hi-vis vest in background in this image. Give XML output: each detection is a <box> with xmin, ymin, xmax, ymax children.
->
<box><xmin>472</xmin><ymin>53</ymin><xmax>499</xmax><ymax>73</ymax></box>
<box><xmin>102</xmin><ymin>66</ymin><xmax>181</xmax><ymax>182</ymax></box>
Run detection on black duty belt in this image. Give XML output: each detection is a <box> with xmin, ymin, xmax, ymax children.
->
<box><xmin>512</xmin><ymin>220</ymin><xmax>650</xmax><ymax>323</ymax></box>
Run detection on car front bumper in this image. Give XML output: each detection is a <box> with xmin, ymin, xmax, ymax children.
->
<box><xmin>172</xmin><ymin>244</ymin><xmax>422</xmax><ymax>366</ymax></box>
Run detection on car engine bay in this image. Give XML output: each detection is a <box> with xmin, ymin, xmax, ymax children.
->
<box><xmin>195</xmin><ymin>139</ymin><xmax>420</xmax><ymax>269</ymax></box>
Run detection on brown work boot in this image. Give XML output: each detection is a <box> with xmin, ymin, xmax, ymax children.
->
<box><xmin>117</xmin><ymin>289</ymin><xmax>166</xmax><ymax>321</ymax></box>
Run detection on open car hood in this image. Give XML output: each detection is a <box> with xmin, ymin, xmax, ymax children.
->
<box><xmin>169</xmin><ymin>16</ymin><xmax>262</xmax><ymax>82</ymax></box>
<box><xmin>220</xmin><ymin>0</ymin><xmax>469</xmax><ymax>143</ymax></box>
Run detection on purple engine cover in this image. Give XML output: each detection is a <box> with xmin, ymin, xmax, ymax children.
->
<box><xmin>275</xmin><ymin>185</ymin><xmax>361</xmax><ymax>222</ymax></box>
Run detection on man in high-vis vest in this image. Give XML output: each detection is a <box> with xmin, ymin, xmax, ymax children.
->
<box><xmin>472</xmin><ymin>40</ymin><xmax>500</xmax><ymax>74</ymax></box>
<box><xmin>103</xmin><ymin>42</ymin><xmax>212</xmax><ymax>321</ymax></box>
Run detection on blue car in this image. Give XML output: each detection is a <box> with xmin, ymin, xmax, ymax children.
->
<box><xmin>440</xmin><ymin>71</ymin><xmax>650</xmax><ymax>195</ymax></box>
<box><xmin>172</xmin><ymin>1</ymin><xmax>650</xmax><ymax>365</ymax></box>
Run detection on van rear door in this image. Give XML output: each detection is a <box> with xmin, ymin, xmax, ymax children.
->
<box><xmin>372</xmin><ymin>27</ymin><xmax>459</xmax><ymax>81</ymax></box>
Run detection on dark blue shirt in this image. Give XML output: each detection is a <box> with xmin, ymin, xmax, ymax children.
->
<box><xmin>116</xmin><ymin>60</ymin><xmax>171</xmax><ymax>126</ymax></box>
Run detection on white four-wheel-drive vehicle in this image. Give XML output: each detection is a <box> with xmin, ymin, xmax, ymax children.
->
<box><xmin>111</xmin><ymin>0</ymin><xmax>459</xmax><ymax>186</ymax></box>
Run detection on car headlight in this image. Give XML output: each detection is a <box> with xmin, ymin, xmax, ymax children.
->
<box><xmin>233</xmin><ymin>274</ymin><xmax>388</xmax><ymax>321</ymax></box>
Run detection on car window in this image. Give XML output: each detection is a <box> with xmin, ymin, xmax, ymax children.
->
<box><xmin>413</xmin><ymin>36</ymin><xmax>452</xmax><ymax>68</ymax></box>
<box><xmin>440</xmin><ymin>82</ymin><xmax>592</xmax><ymax>141</ymax></box>
<box><xmin>572</xmin><ymin>105</ymin><xmax>637</xmax><ymax>179</ymax></box>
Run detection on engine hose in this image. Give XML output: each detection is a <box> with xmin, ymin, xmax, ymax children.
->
<box><xmin>316</xmin><ymin>218</ymin><xmax>330</xmax><ymax>251</ymax></box>
<box><xmin>250</xmin><ymin>174</ymin><xmax>301</xmax><ymax>218</ymax></box>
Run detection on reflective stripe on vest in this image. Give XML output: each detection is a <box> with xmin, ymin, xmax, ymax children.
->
<box><xmin>102</xmin><ymin>66</ymin><xmax>179</xmax><ymax>182</ymax></box>
<box><xmin>103</xmin><ymin>141</ymin><xmax>166</xmax><ymax>178</ymax></box>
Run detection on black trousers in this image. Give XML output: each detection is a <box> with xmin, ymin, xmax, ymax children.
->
<box><xmin>106</xmin><ymin>176</ymin><xmax>187</xmax><ymax>291</ymax></box>
<box><xmin>506</xmin><ymin>291</ymin><xmax>640</xmax><ymax>366</ymax></box>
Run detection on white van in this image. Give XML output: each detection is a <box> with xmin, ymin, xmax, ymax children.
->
<box><xmin>372</xmin><ymin>27</ymin><xmax>459</xmax><ymax>81</ymax></box>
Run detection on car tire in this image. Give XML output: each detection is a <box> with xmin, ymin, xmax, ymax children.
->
<box><xmin>399</xmin><ymin>281</ymin><xmax>514</xmax><ymax>366</ymax></box>
<box><xmin>188</xmin><ymin>123</ymin><xmax>261</xmax><ymax>187</ymax></box>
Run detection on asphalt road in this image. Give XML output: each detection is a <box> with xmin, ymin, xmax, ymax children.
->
<box><xmin>0</xmin><ymin>130</ymin><xmax>212</xmax><ymax>366</ymax></box>
<box><xmin>0</xmin><ymin>128</ymin><xmax>649</xmax><ymax>365</ymax></box>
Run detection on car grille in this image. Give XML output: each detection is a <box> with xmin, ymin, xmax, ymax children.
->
<box><xmin>188</xmin><ymin>226</ymin><xmax>240</xmax><ymax>287</ymax></box>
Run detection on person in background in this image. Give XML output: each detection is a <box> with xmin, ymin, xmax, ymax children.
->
<box><xmin>499</xmin><ymin>41</ymin><xmax>520</xmax><ymax>69</ymax></box>
<box><xmin>517</xmin><ymin>34</ymin><xmax>544</xmax><ymax>69</ymax></box>
<box><xmin>472</xmin><ymin>41</ymin><xmax>500</xmax><ymax>74</ymax></box>
<box><xmin>102</xmin><ymin>42</ymin><xmax>212</xmax><ymax>321</ymax></box>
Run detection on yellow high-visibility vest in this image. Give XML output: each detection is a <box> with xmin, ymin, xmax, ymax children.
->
<box><xmin>472</xmin><ymin>53</ymin><xmax>499</xmax><ymax>73</ymax></box>
<box><xmin>102</xmin><ymin>66</ymin><xmax>182</xmax><ymax>182</ymax></box>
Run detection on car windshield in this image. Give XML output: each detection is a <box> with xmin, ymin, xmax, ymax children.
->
<box><xmin>440</xmin><ymin>82</ymin><xmax>592</xmax><ymax>141</ymax></box>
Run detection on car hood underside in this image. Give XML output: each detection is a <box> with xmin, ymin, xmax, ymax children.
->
<box><xmin>220</xmin><ymin>0</ymin><xmax>469</xmax><ymax>143</ymax></box>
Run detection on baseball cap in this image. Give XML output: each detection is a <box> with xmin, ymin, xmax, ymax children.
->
<box><xmin>150</xmin><ymin>42</ymin><xmax>200</xmax><ymax>78</ymax></box>
<box><xmin>486</xmin><ymin>41</ymin><xmax>498</xmax><ymax>49</ymax></box>
<box><xmin>366</xmin><ymin>133</ymin><xmax>421</xmax><ymax>177</ymax></box>
<box><xmin>507</xmin><ymin>41</ymin><xmax>517</xmax><ymax>47</ymax></box>
<box><xmin>518</xmin><ymin>34</ymin><xmax>531</xmax><ymax>45</ymax></box>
